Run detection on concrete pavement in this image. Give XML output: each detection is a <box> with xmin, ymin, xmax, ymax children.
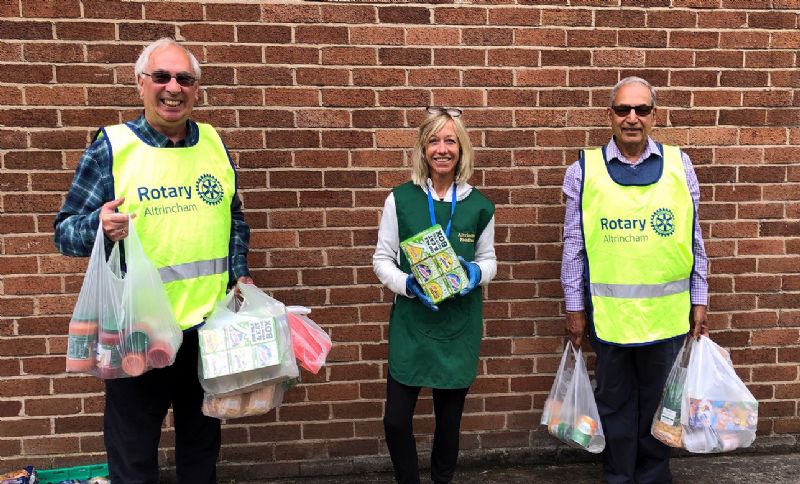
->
<box><xmin>233</xmin><ymin>436</ymin><xmax>800</xmax><ymax>484</ymax></box>
<box><xmin>237</xmin><ymin>453</ymin><xmax>800</xmax><ymax>483</ymax></box>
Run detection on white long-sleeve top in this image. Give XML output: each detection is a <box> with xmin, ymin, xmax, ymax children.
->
<box><xmin>372</xmin><ymin>179</ymin><xmax>497</xmax><ymax>297</ymax></box>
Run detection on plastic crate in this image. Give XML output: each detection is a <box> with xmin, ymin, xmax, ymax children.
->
<box><xmin>35</xmin><ymin>463</ymin><xmax>108</xmax><ymax>484</ymax></box>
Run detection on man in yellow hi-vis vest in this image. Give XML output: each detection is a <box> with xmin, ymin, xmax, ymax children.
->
<box><xmin>54</xmin><ymin>38</ymin><xmax>253</xmax><ymax>483</ymax></box>
<box><xmin>560</xmin><ymin>77</ymin><xmax>709</xmax><ymax>483</ymax></box>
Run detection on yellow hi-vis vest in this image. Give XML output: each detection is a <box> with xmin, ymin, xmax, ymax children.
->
<box><xmin>581</xmin><ymin>145</ymin><xmax>694</xmax><ymax>345</ymax></box>
<box><xmin>105</xmin><ymin>122</ymin><xmax>234</xmax><ymax>330</ymax></box>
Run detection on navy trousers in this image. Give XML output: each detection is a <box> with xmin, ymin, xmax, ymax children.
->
<box><xmin>104</xmin><ymin>330</ymin><xmax>220</xmax><ymax>484</ymax></box>
<box><xmin>591</xmin><ymin>335</ymin><xmax>685</xmax><ymax>484</ymax></box>
<box><xmin>383</xmin><ymin>372</ymin><xmax>470</xmax><ymax>484</ymax></box>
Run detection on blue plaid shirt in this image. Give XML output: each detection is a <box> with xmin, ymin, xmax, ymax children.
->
<box><xmin>54</xmin><ymin>114</ymin><xmax>251</xmax><ymax>282</ymax></box>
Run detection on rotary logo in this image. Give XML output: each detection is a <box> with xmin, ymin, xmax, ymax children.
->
<box><xmin>196</xmin><ymin>174</ymin><xmax>223</xmax><ymax>206</ymax></box>
<box><xmin>650</xmin><ymin>208</ymin><xmax>675</xmax><ymax>237</ymax></box>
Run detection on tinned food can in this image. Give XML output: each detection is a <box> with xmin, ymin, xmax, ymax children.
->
<box><xmin>572</xmin><ymin>415</ymin><xmax>598</xmax><ymax>447</ymax></box>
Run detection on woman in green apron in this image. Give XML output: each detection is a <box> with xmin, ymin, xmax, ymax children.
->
<box><xmin>372</xmin><ymin>107</ymin><xmax>497</xmax><ymax>484</ymax></box>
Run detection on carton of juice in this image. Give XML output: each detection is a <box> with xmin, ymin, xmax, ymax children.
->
<box><xmin>400</xmin><ymin>225</ymin><xmax>468</xmax><ymax>304</ymax></box>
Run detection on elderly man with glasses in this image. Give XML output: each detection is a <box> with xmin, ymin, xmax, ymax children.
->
<box><xmin>560</xmin><ymin>77</ymin><xmax>709</xmax><ymax>483</ymax></box>
<box><xmin>54</xmin><ymin>37</ymin><xmax>253</xmax><ymax>483</ymax></box>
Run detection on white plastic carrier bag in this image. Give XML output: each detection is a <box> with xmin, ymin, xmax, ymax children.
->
<box><xmin>651</xmin><ymin>338</ymin><xmax>692</xmax><ymax>448</ymax></box>
<box><xmin>680</xmin><ymin>336</ymin><xmax>758</xmax><ymax>453</ymax></box>
<box><xmin>198</xmin><ymin>283</ymin><xmax>298</xmax><ymax>396</ymax></box>
<box><xmin>286</xmin><ymin>305</ymin><xmax>332</xmax><ymax>375</ymax></box>
<box><xmin>66</xmin><ymin>218</ymin><xmax>182</xmax><ymax>378</ymax></box>
<box><xmin>201</xmin><ymin>378</ymin><xmax>299</xmax><ymax>420</ymax></box>
<box><xmin>542</xmin><ymin>344</ymin><xmax>605</xmax><ymax>453</ymax></box>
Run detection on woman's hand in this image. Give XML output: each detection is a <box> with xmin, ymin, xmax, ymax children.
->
<box><xmin>406</xmin><ymin>275</ymin><xmax>438</xmax><ymax>311</ymax></box>
<box><xmin>457</xmin><ymin>256</ymin><xmax>481</xmax><ymax>296</ymax></box>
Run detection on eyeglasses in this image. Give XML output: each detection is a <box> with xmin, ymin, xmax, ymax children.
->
<box><xmin>427</xmin><ymin>106</ymin><xmax>462</xmax><ymax>118</ymax></box>
<box><xmin>611</xmin><ymin>104</ymin><xmax>654</xmax><ymax>117</ymax></box>
<box><xmin>141</xmin><ymin>70</ymin><xmax>198</xmax><ymax>87</ymax></box>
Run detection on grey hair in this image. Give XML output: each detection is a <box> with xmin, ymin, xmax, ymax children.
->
<box><xmin>609</xmin><ymin>76</ymin><xmax>656</xmax><ymax>107</ymax></box>
<box><xmin>133</xmin><ymin>38</ymin><xmax>201</xmax><ymax>81</ymax></box>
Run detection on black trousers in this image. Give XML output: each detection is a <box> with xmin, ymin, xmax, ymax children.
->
<box><xmin>383</xmin><ymin>372</ymin><xmax>470</xmax><ymax>484</ymax></box>
<box><xmin>104</xmin><ymin>330</ymin><xmax>220</xmax><ymax>484</ymax></box>
<box><xmin>591</xmin><ymin>335</ymin><xmax>685</xmax><ymax>484</ymax></box>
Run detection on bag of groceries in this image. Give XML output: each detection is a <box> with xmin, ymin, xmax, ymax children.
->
<box><xmin>202</xmin><ymin>378</ymin><xmax>299</xmax><ymax>420</ymax></box>
<box><xmin>651</xmin><ymin>337</ymin><xmax>692</xmax><ymax>447</ymax></box>
<box><xmin>286</xmin><ymin>306</ymin><xmax>332</xmax><ymax>374</ymax></box>
<box><xmin>680</xmin><ymin>335</ymin><xmax>758</xmax><ymax>453</ymax></box>
<box><xmin>541</xmin><ymin>344</ymin><xmax>575</xmax><ymax>426</ymax></box>
<box><xmin>117</xmin><ymin>217</ymin><xmax>183</xmax><ymax>376</ymax></box>
<box><xmin>66</xmin><ymin>218</ymin><xmax>182</xmax><ymax>378</ymax></box>
<box><xmin>542</xmin><ymin>344</ymin><xmax>605</xmax><ymax>453</ymax></box>
<box><xmin>65</xmin><ymin>220</ymin><xmax>123</xmax><ymax>376</ymax></box>
<box><xmin>198</xmin><ymin>283</ymin><xmax>298</xmax><ymax>396</ymax></box>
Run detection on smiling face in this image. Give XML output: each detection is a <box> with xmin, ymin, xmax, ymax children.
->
<box><xmin>425</xmin><ymin>120</ymin><xmax>460</xmax><ymax>182</ymax></box>
<box><xmin>137</xmin><ymin>44</ymin><xmax>199</xmax><ymax>139</ymax></box>
<box><xmin>608</xmin><ymin>82</ymin><xmax>657</xmax><ymax>159</ymax></box>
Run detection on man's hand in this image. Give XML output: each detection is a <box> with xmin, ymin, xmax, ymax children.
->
<box><xmin>233</xmin><ymin>276</ymin><xmax>254</xmax><ymax>297</ymax></box>
<box><xmin>691</xmin><ymin>305</ymin><xmax>708</xmax><ymax>340</ymax></box>
<box><xmin>566</xmin><ymin>310</ymin><xmax>587</xmax><ymax>349</ymax></box>
<box><xmin>101</xmin><ymin>198</ymin><xmax>136</xmax><ymax>242</ymax></box>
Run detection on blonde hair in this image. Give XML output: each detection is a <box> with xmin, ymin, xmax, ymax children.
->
<box><xmin>411</xmin><ymin>113</ymin><xmax>474</xmax><ymax>186</ymax></box>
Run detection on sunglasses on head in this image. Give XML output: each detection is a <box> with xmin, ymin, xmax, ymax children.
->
<box><xmin>611</xmin><ymin>104</ymin><xmax>654</xmax><ymax>117</ymax></box>
<box><xmin>142</xmin><ymin>70</ymin><xmax>198</xmax><ymax>87</ymax></box>
<box><xmin>427</xmin><ymin>106</ymin><xmax>462</xmax><ymax>118</ymax></box>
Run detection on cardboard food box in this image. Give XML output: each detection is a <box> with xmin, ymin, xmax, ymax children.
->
<box><xmin>199</xmin><ymin>317</ymin><xmax>281</xmax><ymax>379</ymax></box>
<box><xmin>400</xmin><ymin>224</ymin><xmax>468</xmax><ymax>304</ymax></box>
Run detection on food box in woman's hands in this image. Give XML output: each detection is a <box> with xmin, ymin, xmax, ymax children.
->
<box><xmin>400</xmin><ymin>225</ymin><xmax>468</xmax><ymax>304</ymax></box>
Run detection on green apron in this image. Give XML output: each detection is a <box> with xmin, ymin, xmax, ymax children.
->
<box><xmin>388</xmin><ymin>182</ymin><xmax>494</xmax><ymax>389</ymax></box>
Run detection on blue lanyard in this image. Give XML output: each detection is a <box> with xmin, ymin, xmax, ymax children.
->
<box><xmin>427</xmin><ymin>182</ymin><xmax>457</xmax><ymax>237</ymax></box>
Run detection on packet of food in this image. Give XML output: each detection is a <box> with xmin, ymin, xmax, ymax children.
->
<box><xmin>400</xmin><ymin>224</ymin><xmax>468</xmax><ymax>304</ymax></box>
<box><xmin>0</xmin><ymin>466</ymin><xmax>34</xmax><ymax>484</ymax></box>
<box><xmin>651</xmin><ymin>339</ymin><xmax>691</xmax><ymax>447</ymax></box>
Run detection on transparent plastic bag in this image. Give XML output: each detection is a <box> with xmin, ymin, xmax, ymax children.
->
<box><xmin>651</xmin><ymin>337</ymin><xmax>692</xmax><ymax>448</ymax></box>
<box><xmin>116</xmin><ymin>218</ymin><xmax>183</xmax><ymax>377</ymax></box>
<box><xmin>201</xmin><ymin>378</ymin><xmax>298</xmax><ymax>420</ymax></box>
<box><xmin>541</xmin><ymin>344</ymin><xmax>575</xmax><ymax>426</ymax></box>
<box><xmin>681</xmin><ymin>336</ymin><xmax>758</xmax><ymax>453</ymax></box>
<box><xmin>66</xmin><ymin>223</ymin><xmax>124</xmax><ymax>376</ymax></box>
<box><xmin>66</xmin><ymin>218</ymin><xmax>183</xmax><ymax>378</ymax></box>
<box><xmin>544</xmin><ymin>344</ymin><xmax>605</xmax><ymax>453</ymax></box>
<box><xmin>286</xmin><ymin>306</ymin><xmax>332</xmax><ymax>374</ymax></box>
<box><xmin>198</xmin><ymin>283</ymin><xmax>299</xmax><ymax>396</ymax></box>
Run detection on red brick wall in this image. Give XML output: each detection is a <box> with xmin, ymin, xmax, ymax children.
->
<box><xmin>1</xmin><ymin>0</ymin><xmax>799</xmax><ymax>479</ymax></box>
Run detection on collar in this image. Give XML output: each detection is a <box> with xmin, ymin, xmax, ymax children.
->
<box><xmin>131</xmin><ymin>114</ymin><xmax>199</xmax><ymax>148</ymax></box>
<box><xmin>424</xmin><ymin>178</ymin><xmax>473</xmax><ymax>202</ymax></box>
<box><xmin>605</xmin><ymin>136</ymin><xmax>661</xmax><ymax>166</ymax></box>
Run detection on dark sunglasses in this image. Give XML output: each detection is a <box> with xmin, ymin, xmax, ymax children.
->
<box><xmin>611</xmin><ymin>104</ymin><xmax>654</xmax><ymax>117</ymax></box>
<box><xmin>142</xmin><ymin>70</ymin><xmax>198</xmax><ymax>87</ymax></box>
<box><xmin>427</xmin><ymin>106</ymin><xmax>462</xmax><ymax>118</ymax></box>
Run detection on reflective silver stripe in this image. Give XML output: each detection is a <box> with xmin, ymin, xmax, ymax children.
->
<box><xmin>591</xmin><ymin>278</ymin><xmax>690</xmax><ymax>299</ymax></box>
<box><xmin>158</xmin><ymin>257</ymin><xmax>228</xmax><ymax>283</ymax></box>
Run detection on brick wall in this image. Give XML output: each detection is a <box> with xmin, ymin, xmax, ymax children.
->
<box><xmin>1</xmin><ymin>0</ymin><xmax>799</xmax><ymax>479</ymax></box>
